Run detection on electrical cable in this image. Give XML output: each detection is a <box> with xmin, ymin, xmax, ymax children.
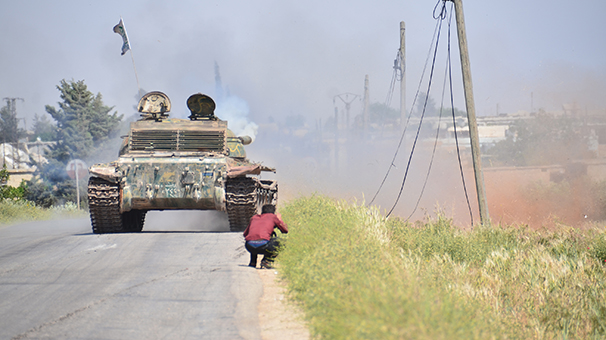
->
<box><xmin>446</xmin><ymin>4</ymin><xmax>475</xmax><ymax>225</ymax></box>
<box><xmin>396</xmin><ymin>50</ymin><xmax>404</xmax><ymax>82</ymax></box>
<box><xmin>386</xmin><ymin>6</ymin><xmax>447</xmax><ymax>218</ymax></box>
<box><xmin>385</xmin><ymin>50</ymin><xmax>405</xmax><ymax>106</ymax></box>
<box><xmin>407</xmin><ymin>6</ymin><xmax>454</xmax><ymax>219</ymax></box>
<box><xmin>385</xmin><ymin>60</ymin><xmax>398</xmax><ymax>107</ymax></box>
<box><xmin>372</xmin><ymin>0</ymin><xmax>474</xmax><ymax>224</ymax></box>
<box><xmin>433</xmin><ymin>0</ymin><xmax>447</xmax><ymax>20</ymax></box>
<box><xmin>369</xmin><ymin>13</ymin><xmax>445</xmax><ymax>206</ymax></box>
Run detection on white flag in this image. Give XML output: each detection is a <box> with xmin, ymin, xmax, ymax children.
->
<box><xmin>113</xmin><ymin>18</ymin><xmax>131</xmax><ymax>55</ymax></box>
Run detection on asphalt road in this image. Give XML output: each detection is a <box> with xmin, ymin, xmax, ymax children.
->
<box><xmin>0</xmin><ymin>211</ymin><xmax>263</xmax><ymax>340</ymax></box>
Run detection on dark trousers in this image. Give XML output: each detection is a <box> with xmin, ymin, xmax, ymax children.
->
<box><xmin>245</xmin><ymin>238</ymin><xmax>281</xmax><ymax>267</ymax></box>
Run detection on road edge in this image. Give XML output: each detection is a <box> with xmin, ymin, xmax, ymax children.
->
<box><xmin>257</xmin><ymin>267</ymin><xmax>310</xmax><ymax>340</ymax></box>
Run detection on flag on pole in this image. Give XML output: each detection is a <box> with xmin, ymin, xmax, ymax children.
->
<box><xmin>113</xmin><ymin>18</ymin><xmax>131</xmax><ymax>55</ymax></box>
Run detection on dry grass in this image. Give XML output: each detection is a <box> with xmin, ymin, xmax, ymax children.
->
<box><xmin>278</xmin><ymin>195</ymin><xmax>606</xmax><ymax>339</ymax></box>
<box><xmin>0</xmin><ymin>199</ymin><xmax>85</xmax><ymax>226</ymax></box>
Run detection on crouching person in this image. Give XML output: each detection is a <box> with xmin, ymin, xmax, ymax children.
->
<box><xmin>243</xmin><ymin>204</ymin><xmax>288</xmax><ymax>269</ymax></box>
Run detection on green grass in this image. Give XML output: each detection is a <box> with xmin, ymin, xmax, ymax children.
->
<box><xmin>278</xmin><ymin>195</ymin><xmax>606</xmax><ymax>339</ymax></box>
<box><xmin>0</xmin><ymin>199</ymin><xmax>86</xmax><ymax>226</ymax></box>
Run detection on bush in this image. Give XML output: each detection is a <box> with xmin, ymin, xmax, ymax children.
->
<box><xmin>0</xmin><ymin>180</ymin><xmax>26</xmax><ymax>200</ymax></box>
<box><xmin>0</xmin><ymin>164</ymin><xmax>27</xmax><ymax>200</ymax></box>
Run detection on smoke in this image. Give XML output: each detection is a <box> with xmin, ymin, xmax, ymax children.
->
<box><xmin>215</xmin><ymin>95</ymin><xmax>259</xmax><ymax>140</ymax></box>
<box><xmin>144</xmin><ymin>210</ymin><xmax>230</xmax><ymax>232</ymax></box>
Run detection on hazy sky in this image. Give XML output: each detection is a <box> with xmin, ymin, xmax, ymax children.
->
<box><xmin>1</xmin><ymin>0</ymin><xmax>605</xmax><ymax>129</ymax></box>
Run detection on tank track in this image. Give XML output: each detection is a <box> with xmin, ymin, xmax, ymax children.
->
<box><xmin>225</xmin><ymin>177</ymin><xmax>258</xmax><ymax>232</ymax></box>
<box><xmin>88</xmin><ymin>177</ymin><xmax>147</xmax><ymax>233</ymax></box>
<box><xmin>122</xmin><ymin>209</ymin><xmax>147</xmax><ymax>232</ymax></box>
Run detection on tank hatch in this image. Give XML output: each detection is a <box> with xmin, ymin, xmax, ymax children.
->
<box><xmin>138</xmin><ymin>91</ymin><xmax>171</xmax><ymax>121</ymax></box>
<box><xmin>187</xmin><ymin>93</ymin><xmax>217</xmax><ymax>120</ymax></box>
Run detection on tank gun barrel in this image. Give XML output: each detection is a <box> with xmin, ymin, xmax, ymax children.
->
<box><xmin>238</xmin><ymin>136</ymin><xmax>252</xmax><ymax>145</ymax></box>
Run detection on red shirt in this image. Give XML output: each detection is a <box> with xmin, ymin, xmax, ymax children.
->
<box><xmin>243</xmin><ymin>213</ymin><xmax>288</xmax><ymax>241</ymax></box>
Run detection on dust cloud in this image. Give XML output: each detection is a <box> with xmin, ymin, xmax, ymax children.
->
<box><xmin>144</xmin><ymin>210</ymin><xmax>230</xmax><ymax>232</ymax></box>
<box><xmin>246</xmin><ymin>107</ymin><xmax>606</xmax><ymax>229</ymax></box>
<box><xmin>484</xmin><ymin>167</ymin><xmax>605</xmax><ymax>230</ymax></box>
<box><xmin>246</xmin><ymin>120</ymin><xmax>481</xmax><ymax>227</ymax></box>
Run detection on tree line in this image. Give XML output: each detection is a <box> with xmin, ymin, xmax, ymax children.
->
<box><xmin>0</xmin><ymin>79</ymin><xmax>123</xmax><ymax>207</ymax></box>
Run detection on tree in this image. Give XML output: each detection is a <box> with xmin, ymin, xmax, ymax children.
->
<box><xmin>45</xmin><ymin>79</ymin><xmax>123</xmax><ymax>163</ymax></box>
<box><xmin>414</xmin><ymin>92</ymin><xmax>438</xmax><ymax>117</ymax></box>
<box><xmin>26</xmin><ymin>159</ymin><xmax>76</xmax><ymax>207</ymax></box>
<box><xmin>438</xmin><ymin>107</ymin><xmax>466</xmax><ymax>118</ymax></box>
<box><xmin>0</xmin><ymin>164</ymin><xmax>26</xmax><ymax>200</ymax></box>
<box><xmin>0</xmin><ymin>98</ymin><xmax>25</xmax><ymax>143</ymax></box>
<box><xmin>26</xmin><ymin>79</ymin><xmax>123</xmax><ymax>208</ymax></box>
<box><xmin>369</xmin><ymin>102</ymin><xmax>399</xmax><ymax>125</ymax></box>
<box><xmin>32</xmin><ymin>113</ymin><xmax>57</xmax><ymax>141</ymax></box>
<box><xmin>487</xmin><ymin>113</ymin><xmax>591</xmax><ymax>167</ymax></box>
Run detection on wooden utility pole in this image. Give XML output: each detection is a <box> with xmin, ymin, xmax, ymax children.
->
<box><xmin>449</xmin><ymin>0</ymin><xmax>490</xmax><ymax>226</ymax></box>
<box><xmin>399</xmin><ymin>21</ymin><xmax>406</xmax><ymax>128</ymax></box>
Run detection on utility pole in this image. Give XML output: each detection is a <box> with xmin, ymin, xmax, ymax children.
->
<box><xmin>363</xmin><ymin>75</ymin><xmax>369</xmax><ymax>133</ymax></box>
<box><xmin>334</xmin><ymin>93</ymin><xmax>360</xmax><ymax>130</ymax></box>
<box><xmin>3</xmin><ymin>97</ymin><xmax>24</xmax><ymax>115</ymax></box>
<box><xmin>334</xmin><ymin>93</ymin><xmax>358</xmax><ymax>176</ymax></box>
<box><xmin>449</xmin><ymin>0</ymin><xmax>490</xmax><ymax>226</ymax></box>
<box><xmin>399</xmin><ymin>21</ymin><xmax>406</xmax><ymax>129</ymax></box>
<box><xmin>2</xmin><ymin>97</ymin><xmax>25</xmax><ymax>168</ymax></box>
<box><xmin>334</xmin><ymin>106</ymin><xmax>339</xmax><ymax>173</ymax></box>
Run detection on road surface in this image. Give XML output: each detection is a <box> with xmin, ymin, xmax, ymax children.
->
<box><xmin>0</xmin><ymin>211</ymin><xmax>263</xmax><ymax>340</ymax></box>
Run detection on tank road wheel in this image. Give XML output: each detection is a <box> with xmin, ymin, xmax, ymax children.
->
<box><xmin>122</xmin><ymin>210</ymin><xmax>147</xmax><ymax>232</ymax></box>
<box><xmin>88</xmin><ymin>177</ymin><xmax>124</xmax><ymax>233</ymax></box>
<box><xmin>226</xmin><ymin>177</ymin><xmax>258</xmax><ymax>232</ymax></box>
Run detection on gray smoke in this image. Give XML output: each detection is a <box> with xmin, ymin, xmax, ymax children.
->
<box><xmin>215</xmin><ymin>95</ymin><xmax>258</xmax><ymax>141</ymax></box>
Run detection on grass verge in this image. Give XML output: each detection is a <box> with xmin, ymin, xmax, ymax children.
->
<box><xmin>278</xmin><ymin>195</ymin><xmax>606</xmax><ymax>339</ymax></box>
<box><xmin>0</xmin><ymin>199</ymin><xmax>86</xmax><ymax>226</ymax></box>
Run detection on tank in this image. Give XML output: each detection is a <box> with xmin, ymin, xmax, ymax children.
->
<box><xmin>87</xmin><ymin>91</ymin><xmax>277</xmax><ymax>233</ymax></box>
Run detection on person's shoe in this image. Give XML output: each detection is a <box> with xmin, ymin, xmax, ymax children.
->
<box><xmin>260</xmin><ymin>261</ymin><xmax>273</xmax><ymax>269</ymax></box>
<box><xmin>248</xmin><ymin>262</ymin><xmax>256</xmax><ymax>268</ymax></box>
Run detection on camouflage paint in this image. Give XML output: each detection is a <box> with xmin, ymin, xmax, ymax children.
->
<box><xmin>89</xmin><ymin>117</ymin><xmax>249</xmax><ymax>213</ymax></box>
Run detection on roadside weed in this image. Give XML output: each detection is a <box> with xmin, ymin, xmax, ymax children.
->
<box><xmin>279</xmin><ymin>195</ymin><xmax>606</xmax><ymax>339</ymax></box>
<box><xmin>0</xmin><ymin>199</ymin><xmax>85</xmax><ymax>225</ymax></box>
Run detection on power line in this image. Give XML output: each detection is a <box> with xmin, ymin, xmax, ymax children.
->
<box><xmin>405</xmin><ymin>1</ymin><xmax>474</xmax><ymax>224</ymax></box>
<box><xmin>385</xmin><ymin>50</ymin><xmax>403</xmax><ymax>107</ymax></box>
<box><xmin>407</xmin><ymin>9</ymin><xmax>453</xmax><ymax>219</ymax></box>
<box><xmin>445</xmin><ymin>3</ymin><xmax>474</xmax><ymax>225</ymax></box>
<box><xmin>369</xmin><ymin>14</ymin><xmax>445</xmax><ymax>206</ymax></box>
<box><xmin>386</xmin><ymin>5</ymin><xmax>447</xmax><ymax>218</ymax></box>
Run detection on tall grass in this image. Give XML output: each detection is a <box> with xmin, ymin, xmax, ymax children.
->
<box><xmin>0</xmin><ymin>199</ymin><xmax>85</xmax><ymax>226</ymax></box>
<box><xmin>279</xmin><ymin>195</ymin><xmax>606</xmax><ymax>339</ymax></box>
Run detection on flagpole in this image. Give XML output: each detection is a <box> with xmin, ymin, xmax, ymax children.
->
<box><xmin>129</xmin><ymin>49</ymin><xmax>141</xmax><ymax>97</ymax></box>
<box><xmin>114</xmin><ymin>17</ymin><xmax>141</xmax><ymax>98</ymax></box>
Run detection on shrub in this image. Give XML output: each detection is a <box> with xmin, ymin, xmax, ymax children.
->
<box><xmin>0</xmin><ymin>164</ymin><xmax>27</xmax><ymax>200</ymax></box>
